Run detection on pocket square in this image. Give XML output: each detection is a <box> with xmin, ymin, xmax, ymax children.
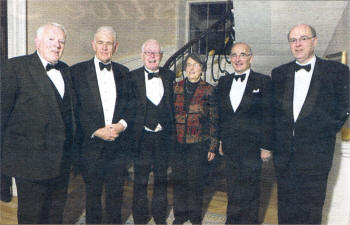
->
<box><xmin>253</xmin><ymin>89</ymin><xmax>260</xmax><ymax>93</ymax></box>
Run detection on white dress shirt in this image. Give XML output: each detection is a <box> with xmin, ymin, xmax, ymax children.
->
<box><xmin>144</xmin><ymin>68</ymin><xmax>164</xmax><ymax>105</ymax></box>
<box><xmin>38</xmin><ymin>52</ymin><xmax>65</xmax><ymax>98</ymax></box>
<box><xmin>144</xmin><ymin>68</ymin><xmax>164</xmax><ymax>132</ymax></box>
<box><xmin>230</xmin><ymin>69</ymin><xmax>250</xmax><ymax>112</ymax></box>
<box><xmin>94</xmin><ymin>57</ymin><xmax>117</xmax><ymax>125</ymax></box>
<box><xmin>293</xmin><ymin>56</ymin><xmax>316</xmax><ymax>122</ymax></box>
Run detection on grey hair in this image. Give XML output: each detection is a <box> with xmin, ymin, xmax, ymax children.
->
<box><xmin>36</xmin><ymin>23</ymin><xmax>67</xmax><ymax>39</ymax></box>
<box><xmin>94</xmin><ymin>26</ymin><xmax>117</xmax><ymax>42</ymax></box>
<box><xmin>141</xmin><ymin>39</ymin><xmax>163</xmax><ymax>53</ymax></box>
<box><xmin>230</xmin><ymin>42</ymin><xmax>253</xmax><ymax>55</ymax></box>
<box><xmin>287</xmin><ymin>24</ymin><xmax>317</xmax><ymax>39</ymax></box>
<box><xmin>184</xmin><ymin>53</ymin><xmax>207</xmax><ymax>72</ymax></box>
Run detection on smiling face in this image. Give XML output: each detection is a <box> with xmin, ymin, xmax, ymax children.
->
<box><xmin>92</xmin><ymin>30</ymin><xmax>118</xmax><ymax>63</ymax></box>
<box><xmin>35</xmin><ymin>25</ymin><xmax>66</xmax><ymax>64</ymax></box>
<box><xmin>288</xmin><ymin>24</ymin><xmax>317</xmax><ymax>64</ymax></box>
<box><xmin>185</xmin><ymin>57</ymin><xmax>202</xmax><ymax>82</ymax></box>
<box><xmin>230</xmin><ymin>43</ymin><xmax>253</xmax><ymax>74</ymax></box>
<box><xmin>141</xmin><ymin>40</ymin><xmax>163</xmax><ymax>71</ymax></box>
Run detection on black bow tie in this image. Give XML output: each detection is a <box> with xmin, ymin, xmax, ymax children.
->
<box><xmin>233</xmin><ymin>73</ymin><xmax>246</xmax><ymax>82</ymax></box>
<box><xmin>148</xmin><ymin>72</ymin><xmax>160</xmax><ymax>80</ymax></box>
<box><xmin>145</xmin><ymin>68</ymin><xmax>160</xmax><ymax>80</ymax></box>
<box><xmin>295</xmin><ymin>63</ymin><xmax>311</xmax><ymax>72</ymax></box>
<box><xmin>46</xmin><ymin>63</ymin><xmax>61</xmax><ymax>71</ymax></box>
<box><xmin>99</xmin><ymin>62</ymin><xmax>112</xmax><ymax>71</ymax></box>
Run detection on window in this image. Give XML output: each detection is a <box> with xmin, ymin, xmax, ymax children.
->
<box><xmin>189</xmin><ymin>2</ymin><xmax>232</xmax><ymax>54</ymax></box>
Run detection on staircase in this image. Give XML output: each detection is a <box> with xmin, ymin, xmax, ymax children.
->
<box><xmin>164</xmin><ymin>4</ymin><xmax>235</xmax><ymax>85</ymax></box>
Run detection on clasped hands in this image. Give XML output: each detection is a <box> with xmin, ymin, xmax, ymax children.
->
<box><xmin>94</xmin><ymin>122</ymin><xmax>125</xmax><ymax>141</ymax></box>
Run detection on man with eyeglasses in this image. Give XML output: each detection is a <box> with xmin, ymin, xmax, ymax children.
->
<box><xmin>271</xmin><ymin>24</ymin><xmax>349</xmax><ymax>224</ymax></box>
<box><xmin>216</xmin><ymin>42</ymin><xmax>273</xmax><ymax>224</ymax></box>
<box><xmin>129</xmin><ymin>39</ymin><xmax>176</xmax><ymax>224</ymax></box>
<box><xmin>70</xmin><ymin>26</ymin><xmax>131</xmax><ymax>224</ymax></box>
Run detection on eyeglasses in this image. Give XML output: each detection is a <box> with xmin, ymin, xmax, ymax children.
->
<box><xmin>143</xmin><ymin>51</ymin><xmax>162</xmax><ymax>56</ymax></box>
<box><xmin>96</xmin><ymin>41</ymin><xmax>114</xmax><ymax>46</ymax></box>
<box><xmin>288</xmin><ymin>36</ymin><xmax>315</xmax><ymax>44</ymax></box>
<box><xmin>230</xmin><ymin>53</ymin><xmax>251</xmax><ymax>58</ymax></box>
<box><xmin>186</xmin><ymin>63</ymin><xmax>201</xmax><ymax>68</ymax></box>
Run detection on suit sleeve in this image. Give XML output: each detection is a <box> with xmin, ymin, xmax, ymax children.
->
<box><xmin>333</xmin><ymin>63</ymin><xmax>350</xmax><ymax>131</ymax></box>
<box><xmin>1</xmin><ymin>59</ymin><xmax>18</xmax><ymax>139</ymax></box>
<box><xmin>70</xmin><ymin>64</ymin><xmax>101</xmax><ymax>138</ymax></box>
<box><xmin>260</xmin><ymin>76</ymin><xmax>273</xmax><ymax>150</ymax></box>
<box><xmin>215</xmin><ymin>77</ymin><xmax>224</xmax><ymax>141</ymax></box>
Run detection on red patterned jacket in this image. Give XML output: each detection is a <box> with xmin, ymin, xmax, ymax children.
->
<box><xmin>174</xmin><ymin>79</ymin><xmax>219</xmax><ymax>153</ymax></box>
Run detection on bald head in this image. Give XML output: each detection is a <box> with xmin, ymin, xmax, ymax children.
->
<box><xmin>287</xmin><ymin>24</ymin><xmax>318</xmax><ymax>64</ymax></box>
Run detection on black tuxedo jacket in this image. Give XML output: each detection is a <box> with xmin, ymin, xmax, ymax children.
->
<box><xmin>216</xmin><ymin>70</ymin><xmax>273</xmax><ymax>162</ymax></box>
<box><xmin>70</xmin><ymin>58</ymin><xmax>131</xmax><ymax>165</ymax></box>
<box><xmin>128</xmin><ymin>67</ymin><xmax>176</xmax><ymax>153</ymax></box>
<box><xmin>272</xmin><ymin>57</ymin><xmax>349</xmax><ymax>175</ymax></box>
<box><xmin>1</xmin><ymin>52</ymin><xmax>75</xmax><ymax>180</ymax></box>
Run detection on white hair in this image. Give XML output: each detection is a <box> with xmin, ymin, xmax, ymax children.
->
<box><xmin>36</xmin><ymin>23</ymin><xmax>67</xmax><ymax>39</ymax></box>
<box><xmin>141</xmin><ymin>39</ymin><xmax>163</xmax><ymax>53</ymax></box>
<box><xmin>94</xmin><ymin>26</ymin><xmax>117</xmax><ymax>42</ymax></box>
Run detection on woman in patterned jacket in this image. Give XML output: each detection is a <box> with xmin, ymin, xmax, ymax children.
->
<box><xmin>172</xmin><ymin>53</ymin><xmax>219</xmax><ymax>225</ymax></box>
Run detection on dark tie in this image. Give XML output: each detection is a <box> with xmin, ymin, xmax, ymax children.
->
<box><xmin>295</xmin><ymin>63</ymin><xmax>311</xmax><ymax>72</ymax></box>
<box><xmin>99</xmin><ymin>62</ymin><xmax>112</xmax><ymax>71</ymax></box>
<box><xmin>46</xmin><ymin>63</ymin><xmax>61</xmax><ymax>71</ymax></box>
<box><xmin>233</xmin><ymin>73</ymin><xmax>246</xmax><ymax>82</ymax></box>
<box><xmin>145</xmin><ymin>68</ymin><xmax>160</xmax><ymax>80</ymax></box>
<box><xmin>148</xmin><ymin>72</ymin><xmax>160</xmax><ymax>80</ymax></box>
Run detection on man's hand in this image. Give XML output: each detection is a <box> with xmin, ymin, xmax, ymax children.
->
<box><xmin>260</xmin><ymin>149</ymin><xmax>272</xmax><ymax>162</ymax></box>
<box><xmin>218</xmin><ymin>141</ymin><xmax>224</xmax><ymax>156</ymax></box>
<box><xmin>110</xmin><ymin>122</ymin><xmax>126</xmax><ymax>136</ymax></box>
<box><xmin>94</xmin><ymin>125</ymin><xmax>119</xmax><ymax>141</ymax></box>
<box><xmin>208</xmin><ymin>152</ymin><xmax>215</xmax><ymax>161</ymax></box>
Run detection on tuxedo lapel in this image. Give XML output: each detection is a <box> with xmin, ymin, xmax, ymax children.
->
<box><xmin>223</xmin><ymin>74</ymin><xmax>235</xmax><ymax>114</ymax></box>
<box><xmin>112</xmin><ymin>62</ymin><xmax>121</xmax><ymax>99</ymax></box>
<box><xmin>86</xmin><ymin>59</ymin><xmax>104</xmax><ymax>121</ymax></box>
<box><xmin>283</xmin><ymin>63</ymin><xmax>295</xmax><ymax>123</ymax></box>
<box><xmin>236</xmin><ymin>71</ymin><xmax>257</xmax><ymax>112</ymax></box>
<box><xmin>135</xmin><ymin>68</ymin><xmax>147</xmax><ymax>114</ymax></box>
<box><xmin>28</xmin><ymin>53</ymin><xmax>63</xmax><ymax>123</ymax></box>
<box><xmin>159</xmin><ymin>68</ymin><xmax>171</xmax><ymax>107</ymax></box>
<box><xmin>297</xmin><ymin>58</ymin><xmax>321</xmax><ymax>121</ymax></box>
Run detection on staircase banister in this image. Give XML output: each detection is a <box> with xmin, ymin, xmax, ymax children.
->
<box><xmin>164</xmin><ymin>10</ymin><xmax>233</xmax><ymax>69</ymax></box>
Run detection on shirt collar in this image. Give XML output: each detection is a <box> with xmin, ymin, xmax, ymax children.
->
<box><xmin>144</xmin><ymin>66</ymin><xmax>159</xmax><ymax>74</ymax></box>
<box><xmin>37</xmin><ymin>51</ymin><xmax>53</xmax><ymax>69</ymax></box>
<box><xmin>94</xmin><ymin>56</ymin><xmax>112</xmax><ymax>66</ymax></box>
<box><xmin>296</xmin><ymin>55</ymin><xmax>316</xmax><ymax>67</ymax></box>
<box><xmin>234</xmin><ymin>68</ymin><xmax>250</xmax><ymax>77</ymax></box>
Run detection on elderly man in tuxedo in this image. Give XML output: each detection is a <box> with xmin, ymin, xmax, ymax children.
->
<box><xmin>70</xmin><ymin>26</ymin><xmax>131</xmax><ymax>224</ymax></box>
<box><xmin>129</xmin><ymin>39</ymin><xmax>176</xmax><ymax>225</ymax></box>
<box><xmin>272</xmin><ymin>24</ymin><xmax>350</xmax><ymax>224</ymax></box>
<box><xmin>216</xmin><ymin>42</ymin><xmax>273</xmax><ymax>224</ymax></box>
<box><xmin>1</xmin><ymin>23</ymin><xmax>74</xmax><ymax>224</ymax></box>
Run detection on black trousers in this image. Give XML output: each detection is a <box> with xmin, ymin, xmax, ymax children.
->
<box><xmin>1</xmin><ymin>174</ymin><xmax>12</xmax><ymax>202</ymax></box>
<box><xmin>224</xmin><ymin>154</ymin><xmax>261</xmax><ymax>224</ymax></box>
<box><xmin>82</xmin><ymin>150</ymin><xmax>127</xmax><ymax>224</ymax></box>
<box><xmin>172</xmin><ymin>142</ymin><xmax>209</xmax><ymax>224</ymax></box>
<box><xmin>275</xmin><ymin>159</ymin><xmax>329</xmax><ymax>224</ymax></box>
<box><xmin>15</xmin><ymin>174</ymin><xmax>69</xmax><ymax>224</ymax></box>
<box><xmin>132</xmin><ymin>131</ymin><xmax>169</xmax><ymax>224</ymax></box>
